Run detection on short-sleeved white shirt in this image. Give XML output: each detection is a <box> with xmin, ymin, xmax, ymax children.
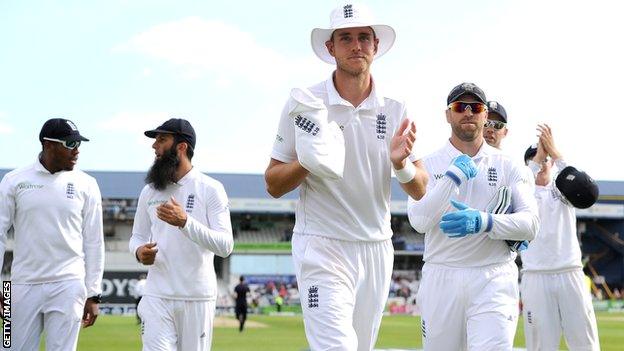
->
<box><xmin>271</xmin><ymin>74</ymin><xmax>415</xmax><ymax>242</ymax></box>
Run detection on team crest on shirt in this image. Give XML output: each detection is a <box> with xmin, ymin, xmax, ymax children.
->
<box><xmin>487</xmin><ymin>167</ymin><xmax>498</xmax><ymax>186</ymax></box>
<box><xmin>66</xmin><ymin>182</ymin><xmax>75</xmax><ymax>199</ymax></box>
<box><xmin>294</xmin><ymin>115</ymin><xmax>320</xmax><ymax>136</ymax></box>
<box><xmin>308</xmin><ymin>285</ymin><xmax>319</xmax><ymax>308</ymax></box>
<box><xmin>186</xmin><ymin>194</ymin><xmax>195</xmax><ymax>213</ymax></box>
<box><xmin>376</xmin><ymin>114</ymin><xmax>386</xmax><ymax>140</ymax></box>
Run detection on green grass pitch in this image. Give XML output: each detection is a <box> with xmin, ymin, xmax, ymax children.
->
<box><xmin>45</xmin><ymin>311</ymin><xmax>623</xmax><ymax>350</ymax></box>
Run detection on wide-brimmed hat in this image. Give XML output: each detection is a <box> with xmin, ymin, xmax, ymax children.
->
<box><xmin>311</xmin><ymin>3</ymin><xmax>396</xmax><ymax>65</ymax></box>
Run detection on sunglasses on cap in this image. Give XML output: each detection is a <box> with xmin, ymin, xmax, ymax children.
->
<box><xmin>484</xmin><ymin>120</ymin><xmax>507</xmax><ymax>130</ymax></box>
<box><xmin>448</xmin><ymin>101</ymin><xmax>488</xmax><ymax>114</ymax></box>
<box><xmin>43</xmin><ymin>137</ymin><xmax>81</xmax><ymax>150</ymax></box>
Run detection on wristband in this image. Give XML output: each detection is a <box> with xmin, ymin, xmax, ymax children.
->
<box><xmin>394</xmin><ymin>162</ymin><xmax>417</xmax><ymax>183</ymax></box>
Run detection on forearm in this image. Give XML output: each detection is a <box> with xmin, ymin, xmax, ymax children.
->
<box><xmin>399</xmin><ymin>167</ymin><xmax>428</xmax><ymax>200</ymax></box>
<box><xmin>180</xmin><ymin>216</ymin><xmax>234</xmax><ymax>257</ymax></box>
<box><xmin>408</xmin><ymin>178</ymin><xmax>458</xmax><ymax>233</ymax></box>
<box><xmin>265</xmin><ymin>158</ymin><xmax>309</xmax><ymax>198</ymax></box>
<box><xmin>487</xmin><ymin>211</ymin><xmax>539</xmax><ymax>241</ymax></box>
<box><xmin>129</xmin><ymin>234</ymin><xmax>149</xmax><ymax>258</ymax></box>
<box><xmin>84</xmin><ymin>241</ymin><xmax>104</xmax><ymax>295</ymax></box>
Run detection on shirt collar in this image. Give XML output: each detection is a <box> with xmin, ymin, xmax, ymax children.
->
<box><xmin>443</xmin><ymin>139</ymin><xmax>496</xmax><ymax>161</ymax></box>
<box><xmin>176</xmin><ymin>166</ymin><xmax>198</xmax><ymax>186</ymax></box>
<box><xmin>325</xmin><ymin>72</ymin><xmax>385</xmax><ymax>109</ymax></box>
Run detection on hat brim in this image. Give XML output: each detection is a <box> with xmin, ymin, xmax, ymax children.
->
<box><xmin>144</xmin><ymin>129</ymin><xmax>176</xmax><ymax>138</ymax></box>
<box><xmin>311</xmin><ymin>24</ymin><xmax>395</xmax><ymax>65</ymax></box>
<box><xmin>62</xmin><ymin>134</ymin><xmax>89</xmax><ymax>142</ymax></box>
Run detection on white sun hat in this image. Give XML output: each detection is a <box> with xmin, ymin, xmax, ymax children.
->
<box><xmin>311</xmin><ymin>3</ymin><xmax>396</xmax><ymax>65</ymax></box>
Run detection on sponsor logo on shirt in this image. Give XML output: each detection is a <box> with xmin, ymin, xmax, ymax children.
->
<box><xmin>66</xmin><ymin>182</ymin><xmax>75</xmax><ymax>199</ymax></box>
<box><xmin>16</xmin><ymin>182</ymin><xmax>43</xmax><ymax>190</ymax></box>
<box><xmin>147</xmin><ymin>200</ymin><xmax>167</xmax><ymax>207</ymax></box>
<box><xmin>294</xmin><ymin>115</ymin><xmax>320</xmax><ymax>136</ymax></box>
<box><xmin>487</xmin><ymin>167</ymin><xmax>498</xmax><ymax>186</ymax></box>
<box><xmin>275</xmin><ymin>134</ymin><xmax>284</xmax><ymax>143</ymax></box>
<box><xmin>308</xmin><ymin>285</ymin><xmax>319</xmax><ymax>308</ymax></box>
<box><xmin>434</xmin><ymin>174</ymin><xmax>445</xmax><ymax>180</ymax></box>
<box><xmin>376</xmin><ymin>114</ymin><xmax>386</xmax><ymax>140</ymax></box>
<box><xmin>186</xmin><ymin>194</ymin><xmax>195</xmax><ymax>213</ymax></box>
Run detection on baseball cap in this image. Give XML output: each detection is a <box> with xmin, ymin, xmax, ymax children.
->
<box><xmin>39</xmin><ymin>118</ymin><xmax>89</xmax><ymax>143</ymax></box>
<box><xmin>311</xmin><ymin>3</ymin><xmax>395</xmax><ymax>64</ymax></box>
<box><xmin>555</xmin><ymin>166</ymin><xmax>599</xmax><ymax>209</ymax></box>
<box><xmin>144</xmin><ymin>118</ymin><xmax>196</xmax><ymax>149</ymax></box>
<box><xmin>447</xmin><ymin>82</ymin><xmax>487</xmax><ymax>105</ymax></box>
<box><xmin>524</xmin><ymin>144</ymin><xmax>538</xmax><ymax>164</ymax></box>
<box><xmin>487</xmin><ymin>101</ymin><xmax>508</xmax><ymax>123</ymax></box>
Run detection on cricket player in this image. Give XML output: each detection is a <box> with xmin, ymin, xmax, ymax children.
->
<box><xmin>521</xmin><ymin>124</ymin><xmax>600</xmax><ymax>350</ymax></box>
<box><xmin>407</xmin><ymin>82</ymin><xmax>539</xmax><ymax>350</ymax></box>
<box><xmin>265</xmin><ymin>3</ymin><xmax>428</xmax><ymax>350</ymax></box>
<box><xmin>0</xmin><ymin>118</ymin><xmax>104</xmax><ymax>351</ymax></box>
<box><xmin>129</xmin><ymin>118</ymin><xmax>234</xmax><ymax>351</ymax></box>
<box><xmin>483</xmin><ymin>100</ymin><xmax>508</xmax><ymax>149</ymax></box>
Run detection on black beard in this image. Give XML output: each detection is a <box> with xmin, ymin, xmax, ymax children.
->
<box><xmin>145</xmin><ymin>146</ymin><xmax>180</xmax><ymax>190</ymax></box>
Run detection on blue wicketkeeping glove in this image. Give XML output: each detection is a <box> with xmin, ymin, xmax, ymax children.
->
<box><xmin>440</xmin><ymin>199</ymin><xmax>493</xmax><ymax>238</ymax></box>
<box><xmin>446</xmin><ymin>154</ymin><xmax>478</xmax><ymax>186</ymax></box>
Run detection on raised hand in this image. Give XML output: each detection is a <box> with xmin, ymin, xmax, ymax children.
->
<box><xmin>537</xmin><ymin>124</ymin><xmax>562</xmax><ymax>160</ymax></box>
<box><xmin>390</xmin><ymin>118</ymin><xmax>416</xmax><ymax>169</ymax></box>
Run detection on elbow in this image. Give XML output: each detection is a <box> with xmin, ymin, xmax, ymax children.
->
<box><xmin>217</xmin><ymin>238</ymin><xmax>234</xmax><ymax>258</ymax></box>
<box><xmin>266</xmin><ymin>183</ymin><xmax>284</xmax><ymax>199</ymax></box>
<box><xmin>527</xmin><ymin>215</ymin><xmax>540</xmax><ymax>241</ymax></box>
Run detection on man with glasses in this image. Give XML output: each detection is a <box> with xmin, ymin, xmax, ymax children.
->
<box><xmin>484</xmin><ymin>100</ymin><xmax>508</xmax><ymax>149</ymax></box>
<box><xmin>520</xmin><ymin>124</ymin><xmax>600</xmax><ymax>351</ymax></box>
<box><xmin>407</xmin><ymin>83</ymin><xmax>539</xmax><ymax>350</ymax></box>
<box><xmin>130</xmin><ymin>118</ymin><xmax>233</xmax><ymax>351</ymax></box>
<box><xmin>0</xmin><ymin>118</ymin><xmax>104</xmax><ymax>350</ymax></box>
<box><xmin>265</xmin><ymin>3</ymin><xmax>427</xmax><ymax>350</ymax></box>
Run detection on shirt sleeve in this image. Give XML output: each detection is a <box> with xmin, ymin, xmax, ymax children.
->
<box><xmin>82</xmin><ymin>177</ymin><xmax>105</xmax><ymax>297</ymax></box>
<box><xmin>179</xmin><ymin>182</ymin><xmax>234</xmax><ymax>258</ymax></box>
<box><xmin>407</xmin><ymin>166</ymin><xmax>459</xmax><ymax>233</ymax></box>
<box><xmin>487</xmin><ymin>162</ymin><xmax>540</xmax><ymax>241</ymax></box>
<box><xmin>129</xmin><ymin>186</ymin><xmax>152</xmax><ymax>258</ymax></box>
<box><xmin>0</xmin><ymin>175</ymin><xmax>15</xmax><ymax>275</ymax></box>
<box><xmin>270</xmin><ymin>101</ymin><xmax>297</xmax><ymax>163</ymax></box>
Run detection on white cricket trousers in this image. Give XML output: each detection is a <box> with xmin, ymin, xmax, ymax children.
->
<box><xmin>137</xmin><ymin>295</ymin><xmax>216</xmax><ymax>351</ymax></box>
<box><xmin>9</xmin><ymin>279</ymin><xmax>86</xmax><ymax>351</ymax></box>
<box><xmin>417</xmin><ymin>261</ymin><xmax>519</xmax><ymax>351</ymax></box>
<box><xmin>521</xmin><ymin>269</ymin><xmax>600</xmax><ymax>351</ymax></box>
<box><xmin>292</xmin><ymin>234</ymin><xmax>394</xmax><ymax>351</ymax></box>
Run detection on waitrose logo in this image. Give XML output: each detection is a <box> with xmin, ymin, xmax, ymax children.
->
<box><xmin>17</xmin><ymin>182</ymin><xmax>43</xmax><ymax>190</ymax></box>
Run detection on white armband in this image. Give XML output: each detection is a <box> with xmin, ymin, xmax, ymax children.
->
<box><xmin>394</xmin><ymin>162</ymin><xmax>417</xmax><ymax>183</ymax></box>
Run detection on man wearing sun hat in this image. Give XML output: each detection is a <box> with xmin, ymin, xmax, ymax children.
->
<box><xmin>0</xmin><ymin>118</ymin><xmax>104</xmax><ymax>350</ymax></box>
<box><xmin>265</xmin><ymin>3</ymin><xmax>427</xmax><ymax>350</ymax></box>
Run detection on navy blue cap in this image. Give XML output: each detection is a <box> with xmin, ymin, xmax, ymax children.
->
<box><xmin>524</xmin><ymin>144</ymin><xmax>538</xmax><ymax>164</ymax></box>
<box><xmin>556</xmin><ymin>166</ymin><xmax>599</xmax><ymax>209</ymax></box>
<box><xmin>144</xmin><ymin>118</ymin><xmax>196</xmax><ymax>149</ymax></box>
<box><xmin>487</xmin><ymin>101</ymin><xmax>508</xmax><ymax>123</ymax></box>
<box><xmin>39</xmin><ymin>118</ymin><xmax>89</xmax><ymax>143</ymax></box>
<box><xmin>447</xmin><ymin>82</ymin><xmax>487</xmax><ymax>105</ymax></box>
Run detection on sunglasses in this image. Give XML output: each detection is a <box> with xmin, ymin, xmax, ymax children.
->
<box><xmin>484</xmin><ymin>120</ymin><xmax>507</xmax><ymax>130</ymax></box>
<box><xmin>448</xmin><ymin>101</ymin><xmax>488</xmax><ymax>114</ymax></box>
<box><xmin>43</xmin><ymin>137</ymin><xmax>81</xmax><ymax>150</ymax></box>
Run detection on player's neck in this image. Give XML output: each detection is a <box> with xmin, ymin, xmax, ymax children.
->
<box><xmin>174</xmin><ymin>159</ymin><xmax>193</xmax><ymax>182</ymax></box>
<box><xmin>333</xmin><ymin>69</ymin><xmax>372</xmax><ymax>107</ymax></box>
<box><xmin>449</xmin><ymin>136</ymin><xmax>484</xmax><ymax>157</ymax></box>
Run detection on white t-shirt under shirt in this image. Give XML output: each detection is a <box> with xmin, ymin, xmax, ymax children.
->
<box><xmin>271</xmin><ymin>74</ymin><xmax>417</xmax><ymax>242</ymax></box>
<box><xmin>0</xmin><ymin>158</ymin><xmax>104</xmax><ymax>297</ymax></box>
<box><xmin>408</xmin><ymin>140</ymin><xmax>539</xmax><ymax>267</ymax></box>
<box><xmin>129</xmin><ymin>167</ymin><xmax>233</xmax><ymax>301</ymax></box>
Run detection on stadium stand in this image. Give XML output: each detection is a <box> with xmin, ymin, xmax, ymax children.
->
<box><xmin>1</xmin><ymin>169</ymin><xmax>623</xmax><ymax>314</ymax></box>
